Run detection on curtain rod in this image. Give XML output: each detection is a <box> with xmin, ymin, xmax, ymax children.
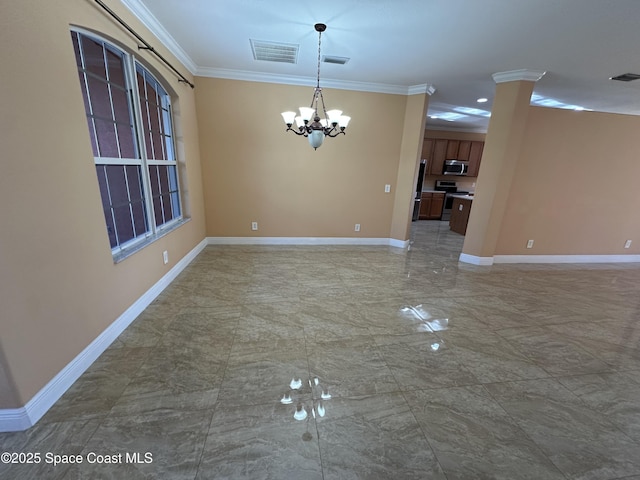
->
<box><xmin>93</xmin><ymin>0</ymin><xmax>195</xmax><ymax>88</ymax></box>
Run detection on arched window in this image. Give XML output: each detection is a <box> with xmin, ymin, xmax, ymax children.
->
<box><xmin>71</xmin><ymin>30</ymin><xmax>182</xmax><ymax>257</ymax></box>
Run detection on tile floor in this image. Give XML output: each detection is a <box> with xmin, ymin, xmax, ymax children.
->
<box><xmin>2</xmin><ymin>221</ymin><xmax>640</xmax><ymax>479</ymax></box>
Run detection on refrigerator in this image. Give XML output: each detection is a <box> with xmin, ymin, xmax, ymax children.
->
<box><xmin>412</xmin><ymin>160</ymin><xmax>426</xmax><ymax>221</ymax></box>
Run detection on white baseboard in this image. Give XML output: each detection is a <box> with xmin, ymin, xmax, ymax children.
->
<box><xmin>389</xmin><ymin>238</ymin><xmax>410</xmax><ymax>249</ymax></box>
<box><xmin>0</xmin><ymin>238</ymin><xmax>207</xmax><ymax>433</ymax></box>
<box><xmin>493</xmin><ymin>254</ymin><xmax>640</xmax><ymax>264</ymax></box>
<box><xmin>459</xmin><ymin>253</ymin><xmax>494</xmax><ymax>265</ymax></box>
<box><xmin>207</xmin><ymin>236</ymin><xmax>407</xmax><ymax>247</ymax></box>
<box><xmin>459</xmin><ymin>252</ymin><xmax>640</xmax><ymax>265</ymax></box>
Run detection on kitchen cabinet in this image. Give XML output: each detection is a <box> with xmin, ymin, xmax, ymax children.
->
<box><xmin>419</xmin><ymin>192</ymin><xmax>445</xmax><ymax>220</ymax></box>
<box><xmin>457</xmin><ymin>141</ymin><xmax>471</xmax><ymax>161</ymax></box>
<box><xmin>423</xmin><ymin>136</ymin><xmax>484</xmax><ymax>176</ymax></box>
<box><xmin>430</xmin><ymin>192</ymin><xmax>444</xmax><ymax>218</ymax></box>
<box><xmin>446</xmin><ymin>140</ymin><xmax>460</xmax><ymax>159</ymax></box>
<box><xmin>467</xmin><ymin>141</ymin><xmax>484</xmax><ymax>177</ymax></box>
<box><xmin>422</xmin><ymin>138</ymin><xmax>434</xmax><ymax>162</ymax></box>
<box><xmin>450</xmin><ymin>196</ymin><xmax>473</xmax><ymax>235</ymax></box>
<box><xmin>428</xmin><ymin>139</ymin><xmax>448</xmax><ymax>175</ymax></box>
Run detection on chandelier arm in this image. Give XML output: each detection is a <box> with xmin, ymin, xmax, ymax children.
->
<box><xmin>285</xmin><ymin>126</ymin><xmax>310</xmax><ymax>137</ymax></box>
<box><xmin>325</xmin><ymin>130</ymin><xmax>346</xmax><ymax>138</ymax></box>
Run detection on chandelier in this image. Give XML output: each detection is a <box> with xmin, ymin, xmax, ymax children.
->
<box><xmin>281</xmin><ymin>23</ymin><xmax>351</xmax><ymax>150</ymax></box>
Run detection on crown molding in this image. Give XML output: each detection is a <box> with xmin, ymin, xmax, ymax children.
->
<box><xmin>426</xmin><ymin>124</ymin><xmax>488</xmax><ymax>134</ymax></box>
<box><xmin>408</xmin><ymin>84</ymin><xmax>436</xmax><ymax>96</ymax></box>
<box><xmin>119</xmin><ymin>0</ymin><xmax>198</xmax><ymax>74</ymax></box>
<box><xmin>196</xmin><ymin>67</ymin><xmax>424</xmax><ymax>95</ymax></box>
<box><xmin>492</xmin><ymin>69</ymin><xmax>546</xmax><ymax>84</ymax></box>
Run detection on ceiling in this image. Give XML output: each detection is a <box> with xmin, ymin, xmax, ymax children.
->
<box><xmin>122</xmin><ymin>0</ymin><xmax>640</xmax><ymax>132</ymax></box>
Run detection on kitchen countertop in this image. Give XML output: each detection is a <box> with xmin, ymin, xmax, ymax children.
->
<box><xmin>421</xmin><ymin>189</ymin><xmax>443</xmax><ymax>193</ymax></box>
<box><xmin>450</xmin><ymin>194</ymin><xmax>475</xmax><ymax>200</ymax></box>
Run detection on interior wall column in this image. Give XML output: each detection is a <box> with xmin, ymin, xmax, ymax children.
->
<box><xmin>390</xmin><ymin>85</ymin><xmax>434</xmax><ymax>243</ymax></box>
<box><xmin>460</xmin><ymin>70</ymin><xmax>545</xmax><ymax>264</ymax></box>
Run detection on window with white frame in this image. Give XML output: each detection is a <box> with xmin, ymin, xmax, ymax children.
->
<box><xmin>71</xmin><ymin>30</ymin><xmax>182</xmax><ymax>255</ymax></box>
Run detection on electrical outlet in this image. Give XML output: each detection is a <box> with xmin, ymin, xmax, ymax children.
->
<box><xmin>162</xmin><ymin>250</ymin><xmax>169</xmax><ymax>264</ymax></box>
<box><xmin>526</xmin><ymin>239</ymin><xmax>534</xmax><ymax>249</ymax></box>
<box><xmin>251</xmin><ymin>221</ymin><xmax>258</xmax><ymax>231</ymax></box>
<box><xmin>625</xmin><ymin>240</ymin><xmax>632</xmax><ymax>249</ymax></box>
<box><xmin>384</xmin><ymin>184</ymin><xmax>391</xmax><ymax>193</ymax></box>
<box><xmin>355</xmin><ymin>223</ymin><xmax>361</xmax><ymax>232</ymax></box>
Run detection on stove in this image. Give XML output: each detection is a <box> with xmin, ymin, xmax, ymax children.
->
<box><xmin>435</xmin><ymin>180</ymin><xmax>469</xmax><ymax>221</ymax></box>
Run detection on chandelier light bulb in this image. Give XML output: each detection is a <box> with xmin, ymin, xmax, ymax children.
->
<box><xmin>281</xmin><ymin>111</ymin><xmax>296</xmax><ymax>125</ymax></box>
<box><xmin>299</xmin><ymin>107</ymin><xmax>315</xmax><ymax>122</ymax></box>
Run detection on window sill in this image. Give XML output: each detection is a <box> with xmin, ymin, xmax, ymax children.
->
<box><xmin>112</xmin><ymin>217</ymin><xmax>191</xmax><ymax>264</ymax></box>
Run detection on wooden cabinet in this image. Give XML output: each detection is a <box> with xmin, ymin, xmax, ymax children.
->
<box><xmin>422</xmin><ymin>138</ymin><xmax>434</xmax><ymax>162</ymax></box>
<box><xmin>457</xmin><ymin>141</ymin><xmax>471</xmax><ymax>161</ymax></box>
<box><xmin>430</xmin><ymin>192</ymin><xmax>444</xmax><ymax>218</ymax></box>
<box><xmin>446</xmin><ymin>140</ymin><xmax>460</xmax><ymax>160</ymax></box>
<box><xmin>418</xmin><ymin>192</ymin><xmax>445</xmax><ymax>220</ymax></box>
<box><xmin>422</xmin><ymin>136</ymin><xmax>484</xmax><ymax>177</ymax></box>
<box><xmin>428</xmin><ymin>139</ymin><xmax>448</xmax><ymax>175</ymax></box>
<box><xmin>467</xmin><ymin>141</ymin><xmax>484</xmax><ymax>177</ymax></box>
<box><xmin>418</xmin><ymin>193</ymin><xmax>432</xmax><ymax>220</ymax></box>
<box><xmin>450</xmin><ymin>197</ymin><xmax>473</xmax><ymax>235</ymax></box>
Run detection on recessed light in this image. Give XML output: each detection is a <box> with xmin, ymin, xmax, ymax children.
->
<box><xmin>476</xmin><ymin>97</ymin><xmax>488</xmax><ymax>103</ymax></box>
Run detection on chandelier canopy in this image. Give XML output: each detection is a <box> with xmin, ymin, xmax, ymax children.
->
<box><xmin>281</xmin><ymin>23</ymin><xmax>351</xmax><ymax>150</ymax></box>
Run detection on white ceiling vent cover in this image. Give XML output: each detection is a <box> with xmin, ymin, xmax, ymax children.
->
<box><xmin>322</xmin><ymin>55</ymin><xmax>350</xmax><ymax>65</ymax></box>
<box><xmin>250</xmin><ymin>39</ymin><xmax>298</xmax><ymax>63</ymax></box>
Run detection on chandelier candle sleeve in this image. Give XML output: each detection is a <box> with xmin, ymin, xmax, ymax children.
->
<box><xmin>281</xmin><ymin>23</ymin><xmax>351</xmax><ymax>150</ymax></box>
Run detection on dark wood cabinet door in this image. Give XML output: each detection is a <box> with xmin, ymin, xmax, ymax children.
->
<box><xmin>450</xmin><ymin>198</ymin><xmax>472</xmax><ymax>234</ymax></box>
<box><xmin>430</xmin><ymin>193</ymin><xmax>444</xmax><ymax>219</ymax></box>
<box><xmin>422</xmin><ymin>138</ymin><xmax>434</xmax><ymax>161</ymax></box>
<box><xmin>429</xmin><ymin>140</ymin><xmax>448</xmax><ymax>175</ymax></box>
<box><xmin>467</xmin><ymin>141</ymin><xmax>484</xmax><ymax>177</ymax></box>
<box><xmin>446</xmin><ymin>140</ymin><xmax>460</xmax><ymax>159</ymax></box>
<box><xmin>419</xmin><ymin>193</ymin><xmax>432</xmax><ymax>220</ymax></box>
<box><xmin>457</xmin><ymin>141</ymin><xmax>471</xmax><ymax>161</ymax></box>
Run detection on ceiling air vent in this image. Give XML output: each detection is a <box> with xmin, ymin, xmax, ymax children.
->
<box><xmin>322</xmin><ymin>55</ymin><xmax>350</xmax><ymax>65</ymax></box>
<box><xmin>250</xmin><ymin>39</ymin><xmax>298</xmax><ymax>64</ymax></box>
<box><xmin>610</xmin><ymin>73</ymin><xmax>640</xmax><ymax>82</ymax></box>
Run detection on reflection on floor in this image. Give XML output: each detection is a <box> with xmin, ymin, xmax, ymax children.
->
<box><xmin>3</xmin><ymin>220</ymin><xmax>640</xmax><ymax>479</ymax></box>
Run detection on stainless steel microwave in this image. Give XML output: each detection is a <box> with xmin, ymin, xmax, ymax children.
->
<box><xmin>443</xmin><ymin>160</ymin><xmax>469</xmax><ymax>176</ymax></box>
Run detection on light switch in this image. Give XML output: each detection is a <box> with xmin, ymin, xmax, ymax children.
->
<box><xmin>384</xmin><ymin>184</ymin><xmax>391</xmax><ymax>193</ymax></box>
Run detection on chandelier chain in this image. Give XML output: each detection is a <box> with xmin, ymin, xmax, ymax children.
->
<box><xmin>316</xmin><ymin>29</ymin><xmax>322</xmax><ymax>88</ymax></box>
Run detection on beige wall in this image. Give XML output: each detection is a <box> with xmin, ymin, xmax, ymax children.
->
<box><xmin>0</xmin><ymin>1</ymin><xmax>205</xmax><ymax>407</ymax></box>
<box><xmin>390</xmin><ymin>93</ymin><xmax>430</xmax><ymax>241</ymax></box>
<box><xmin>195</xmin><ymin>77</ymin><xmax>418</xmax><ymax>239</ymax></box>
<box><xmin>494</xmin><ymin>106</ymin><xmax>640</xmax><ymax>255</ymax></box>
